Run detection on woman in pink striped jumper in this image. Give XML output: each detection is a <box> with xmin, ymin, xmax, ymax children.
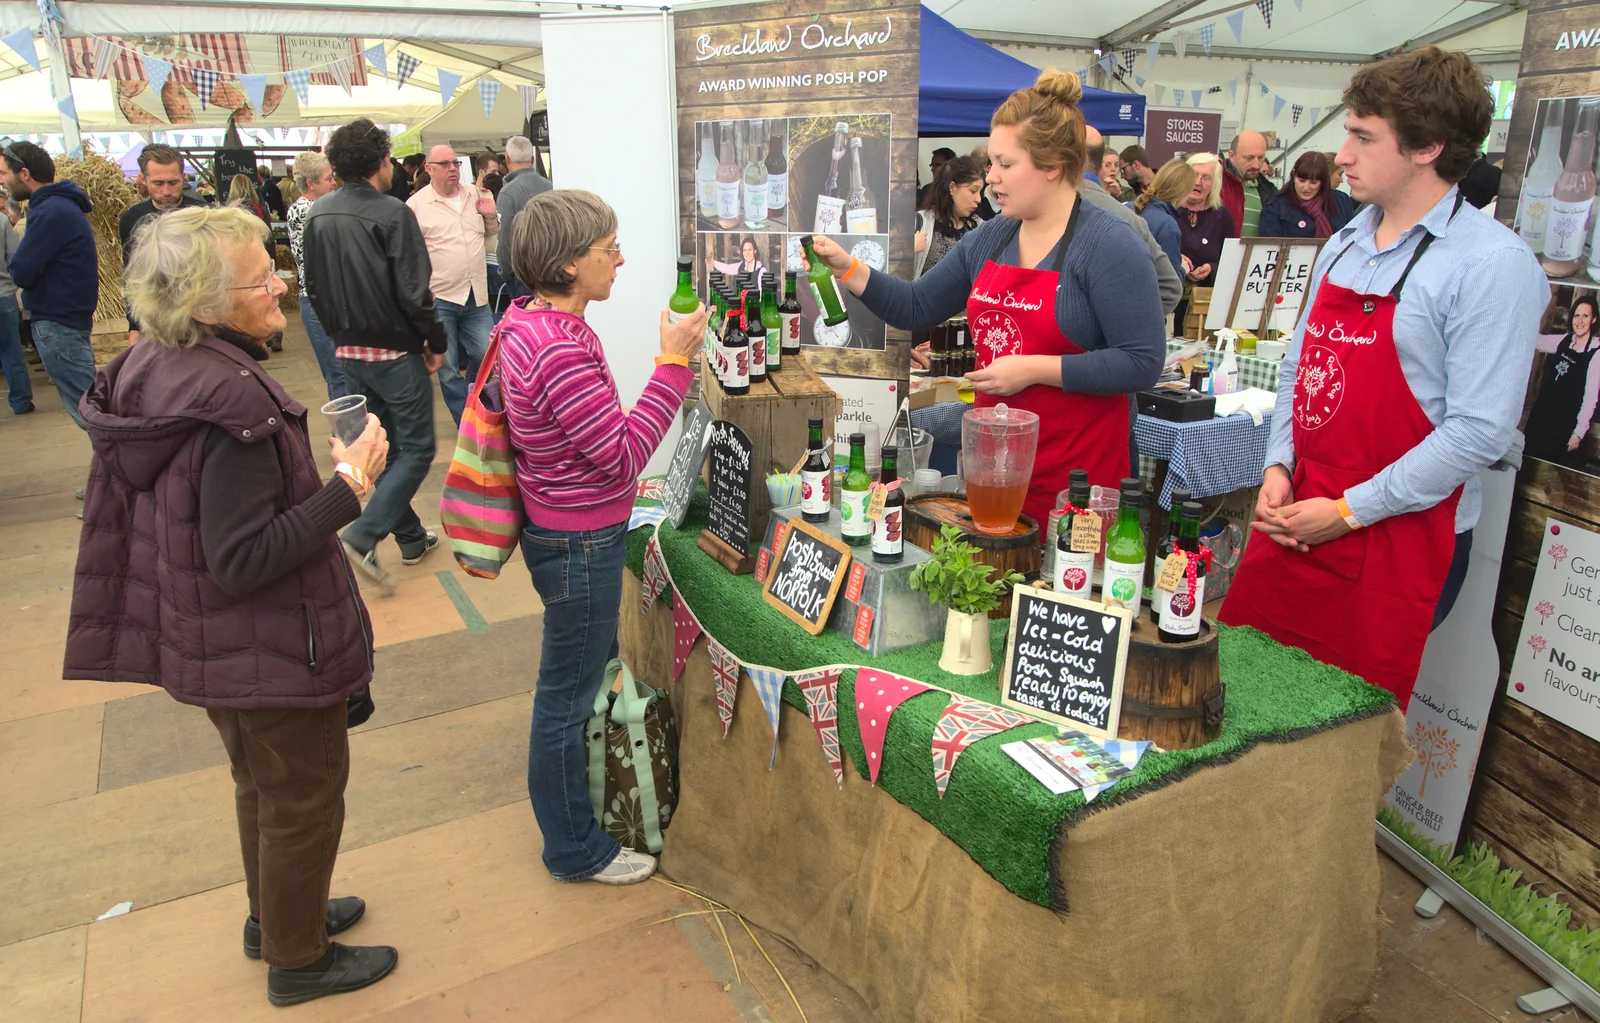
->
<box><xmin>498</xmin><ymin>190</ymin><xmax>707</xmax><ymax>885</ymax></box>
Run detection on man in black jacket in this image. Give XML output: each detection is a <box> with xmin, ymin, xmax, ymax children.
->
<box><xmin>303</xmin><ymin>119</ymin><xmax>447</xmax><ymax>593</ymax></box>
<box><xmin>119</xmin><ymin>144</ymin><xmax>207</xmax><ymax>344</ymax></box>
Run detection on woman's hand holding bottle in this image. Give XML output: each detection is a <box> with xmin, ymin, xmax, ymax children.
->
<box><xmin>659</xmin><ymin>306</ymin><xmax>709</xmax><ymax>359</ymax></box>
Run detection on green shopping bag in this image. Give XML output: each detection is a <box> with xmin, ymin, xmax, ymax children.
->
<box><xmin>587</xmin><ymin>659</ymin><xmax>679</xmax><ymax>854</ymax></box>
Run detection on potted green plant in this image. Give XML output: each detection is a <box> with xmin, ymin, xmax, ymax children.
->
<box><xmin>909</xmin><ymin>525</ymin><xmax>1024</xmax><ymax>675</ymax></box>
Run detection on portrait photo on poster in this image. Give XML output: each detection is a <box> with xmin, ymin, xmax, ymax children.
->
<box><xmin>1515</xmin><ymin>95</ymin><xmax>1600</xmax><ymax>286</ymax></box>
<box><xmin>1522</xmin><ymin>281</ymin><xmax>1600</xmax><ymax>478</ymax></box>
<box><xmin>693</xmin><ymin>117</ymin><xmax>792</xmax><ymax>233</ymax></box>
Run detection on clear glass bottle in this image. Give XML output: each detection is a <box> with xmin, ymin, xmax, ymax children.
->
<box><xmin>872</xmin><ymin>445</ymin><xmax>904</xmax><ymax>563</ymax></box>
<box><xmin>801</xmin><ymin>417</ymin><xmax>831</xmax><ymax>523</ymax></box>
<box><xmin>1101</xmin><ymin>485</ymin><xmax>1147</xmax><ymax>618</ymax></box>
<box><xmin>840</xmin><ymin>432</ymin><xmax>872</xmax><ymax>545</ymax></box>
<box><xmin>845</xmin><ymin>136</ymin><xmax>877</xmax><ymax>234</ymax></box>
<box><xmin>1159</xmin><ymin>501</ymin><xmax>1207</xmax><ymax>643</ymax></box>
<box><xmin>715</xmin><ymin>120</ymin><xmax>741</xmax><ymax>230</ymax></box>
<box><xmin>743</xmin><ymin>118</ymin><xmax>769</xmax><ymax>230</ymax></box>
<box><xmin>1543</xmin><ymin>97</ymin><xmax>1599</xmax><ymax>276</ymax></box>
<box><xmin>1522</xmin><ymin>105</ymin><xmax>1564</xmax><ymax>253</ymax></box>
<box><xmin>765</xmin><ymin>126</ymin><xmax>788</xmax><ymax>217</ymax></box>
<box><xmin>696</xmin><ymin>124</ymin><xmax>718</xmax><ymax>221</ymax></box>
<box><xmin>814</xmin><ymin>121</ymin><xmax>850</xmax><ymax>234</ymax></box>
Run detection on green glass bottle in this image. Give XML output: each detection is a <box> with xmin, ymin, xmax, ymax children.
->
<box><xmin>800</xmin><ymin>234</ymin><xmax>849</xmax><ymax>327</ymax></box>
<box><xmin>1053</xmin><ymin>470</ymin><xmax>1094</xmax><ymax>598</ymax></box>
<box><xmin>840</xmin><ymin>432</ymin><xmax>872</xmax><ymax>546</ymax></box>
<box><xmin>872</xmin><ymin>445</ymin><xmax>904</xmax><ymax>564</ymax></box>
<box><xmin>1101</xmin><ymin>485</ymin><xmax>1146</xmax><ymax>617</ymax></box>
<box><xmin>1149</xmin><ymin>487</ymin><xmax>1192</xmax><ymax>625</ymax></box>
<box><xmin>761</xmin><ymin>278</ymin><xmax>781</xmax><ymax>371</ymax></box>
<box><xmin>744</xmin><ymin>288</ymin><xmax>767</xmax><ymax>383</ymax></box>
<box><xmin>669</xmin><ymin>256</ymin><xmax>698</xmax><ymax>324</ymax></box>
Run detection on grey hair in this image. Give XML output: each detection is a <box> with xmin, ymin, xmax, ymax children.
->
<box><xmin>293</xmin><ymin>151</ymin><xmax>330</xmax><ymax>192</ymax></box>
<box><xmin>124</xmin><ymin>206</ymin><xmax>269</xmax><ymax>349</ymax></box>
<box><xmin>504</xmin><ymin>134</ymin><xmax>535</xmax><ymax>166</ymax></box>
<box><xmin>508</xmin><ymin>189</ymin><xmax>617</xmax><ymax>296</ymax></box>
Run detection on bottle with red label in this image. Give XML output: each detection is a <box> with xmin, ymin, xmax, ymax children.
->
<box><xmin>872</xmin><ymin>445</ymin><xmax>903</xmax><ymax>563</ymax></box>
<box><xmin>1054</xmin><ymin>470</ymin><xmax>1094</xmax><ymax>597</ymax></box>
<box><xmin>721</xmin><ymin>297</ymin><xmax>749</xmax><ymax>396</ymax></box>
<box><xmin>1159</xmin><ymin>501</ymin><xmax>1207</xmax><ymax>643</ymax></box>
<box><xmin>801</xmin><ymin>417</ymin><xmax>831</xmax><ymax>523</ymax></box>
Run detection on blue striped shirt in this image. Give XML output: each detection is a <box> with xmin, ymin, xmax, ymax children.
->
<box><xmin>1265</xmin><ymin>186</ymin><xmax>1547</xmax><ymax>532</ymax></box>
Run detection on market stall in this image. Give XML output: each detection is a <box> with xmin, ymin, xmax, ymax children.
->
<box><xmin>620</xmin><ymin>481</ymin><xmax>1408</xmax><ymax>1023</ymax></box>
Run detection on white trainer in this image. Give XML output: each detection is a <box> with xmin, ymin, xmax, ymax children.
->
<box><xmin>589</xmin><ymin>848</ymin><xmax>657</xmax><ymax>886</ymax></box>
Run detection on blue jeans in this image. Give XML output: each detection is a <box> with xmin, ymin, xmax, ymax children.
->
<box><xmin>520</xmin><ymin>521</ymin><xmax>629</xmax><ymax>880</ymax></box>
<box><xmin>435</xmin><ymin>294</ymin><xmax>493</xmax><ymax>425</ymax></box>
<box><xmin>298</xmin><ymin>295</ymin><xmax>348</xmax><ymax>403</ymax></box>
<box><xmin>339</xmin><ymin>354</ymin><xmax>435</xmax><ymax>557</ymax></box>
<box><xmin>31</xmin><ymin>319</ymin><xmax>95</xmax><ymax>430</ymax></box>
<box><xmin>0</xmin><ymin>295</ymin><xmax>31</xmax><ymax>412</ymax></box>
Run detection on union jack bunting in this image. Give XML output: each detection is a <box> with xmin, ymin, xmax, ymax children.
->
<box><xmin>794</xmin><ymin>669</ymin><xmax>844</xmax><ymax>787</ymax></box>
<box><xmin>635</xmin><ymin>478</ymin><xmax>665</xmax><ymax>501</ymax></box>
<box><xmin>708</xmin><ymin>640</ymin><xmax>740</xmax><ymax>738</ymax></box>
<box><xmin>640</xmin><ymin>536</ymin><xmax>669</xmax><ymax>615</ymax></box>
<box><xmin>930</xmin><ymin>695</ymin><xmax>1031</xmax><ymax>798</ymax></box>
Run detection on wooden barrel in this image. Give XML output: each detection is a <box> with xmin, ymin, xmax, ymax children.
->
<box><xmin>1116</xmin><ymin>615</ymin><xmax>1224</xmax><ymax>750</ymax></box>
<box><xmin>904</xmin><ymin>493</ymin><xmax>1039</xmax><ymax>619</ymax></box>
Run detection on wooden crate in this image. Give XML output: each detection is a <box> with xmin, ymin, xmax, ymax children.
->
<box><xmin>1181</xmin><ymin>286</ymin><xmax>1213</xmax><ymax>340</ymax></box>
<box><xmin>701</xmin><ymin>353</ymin><xmax>838</xmax><ymax>544</ymax></box>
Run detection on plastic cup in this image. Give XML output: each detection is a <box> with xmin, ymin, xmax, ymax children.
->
<box><xmin>321</xmin><ymin>395</ymin><xmax>369</xmax><ymax>445</ymax></box>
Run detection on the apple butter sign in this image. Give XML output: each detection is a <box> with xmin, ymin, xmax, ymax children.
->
<box><xmin>1509</xmin><ymin>516</ymin><xmax>1600</xmax><ymax>742</ymax></box>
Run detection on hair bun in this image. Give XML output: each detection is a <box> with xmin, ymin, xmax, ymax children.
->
<box><xmin>1034</xmin><ymin>69</ymin><xmax>1083</xmax><ymax>107</ymax></box>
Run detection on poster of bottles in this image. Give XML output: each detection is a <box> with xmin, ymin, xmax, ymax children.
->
<box><xmin>674</xmin><ymin>0</ymin><xmax>920</xmax><ymax>377</ymax></box>
<box><xmin>692</xmin><ymin>114</ymin><xmax>893</xmax><ymax>351</ymax></box>
<box><xmin>1515</xmin><ymin>96</ymin><xmax>1600</xmax><ymax>284</ymax></box>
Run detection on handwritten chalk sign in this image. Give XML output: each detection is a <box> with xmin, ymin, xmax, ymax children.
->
<box><xmin>762</xmin><ymin>519</ymin><xmax>852</xmax><ymax>635</ymax></box>
<box><xmin>662</xmin><ymin>401</ymin><xmax>715</xmax><ymax>528</ymax></box>
<box><xmin>706</xmin><ymin>420</ymin><xmax>754</xmax><ymax>555</ymax></box>
<box><xmin>1000</xmin><ymin>585</ymin><xmax>1132</xmax><ymax>739</ymax></box>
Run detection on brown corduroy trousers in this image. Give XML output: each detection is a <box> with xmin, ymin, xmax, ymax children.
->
<box><xmin>207</xmin><ymin>703</ymin><xmax>350</xmax><ymax>969</ymax></box>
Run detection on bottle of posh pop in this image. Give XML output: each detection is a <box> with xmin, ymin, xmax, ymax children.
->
<box><xmin>1101</xmin><ymin>484</ymin><xmax>1147</xmax><ymax>617</ymax></box>
<box><xmin>761</xmin><ymin>277</ymin><xmax>781</xmax><ymax>372</ymax></box>
<box><xmin>801</xmin><ymin>417</ymin><xmax>831</xmax><ymax>523</ymax></box>
<box><xmin>1054</xmin><ymin>470</ymin><xmax>1094</xmax><ymax>598</ymax></box>
<box><xmin>872</xmin><ymin>445</ymin><xmax>904</xmax><ymax>564</ymax></box>
<box><xmin>801</xmin><ymin>235</ymin><xmax>849</xmax><ymax>327</ymax></box>
<box><xmin>840</xmin><ymin>432</ymin><xmax>872</xmax><ymax>546</ymax></box>
<box><xmin>1149</xmin><ymin>487</ymin><xmax>1193</xmax><ymax>626</ymax></box>
<box><xmin>721</xmin><ymin>300</ymin><xmax>749</xmax><ymax>396</ymax></box>
<box><xmin>669</xmin><ymin>256</ymin><xmax>697</xmax><ymax>324</ymax></box>
<box><xmin>1159</xmin><ymin>501</ymin><xmax>1208</xmax><ymax>643</ymax></box>
<box><xmin>743</xmin><ymin>287</ymin><xmax>767</xmax><ymax>384</ymax></box>
<box><xmin>779</xmin><ymin>271</ymin><xmax>803</xmax><ymax>355</ymax></box>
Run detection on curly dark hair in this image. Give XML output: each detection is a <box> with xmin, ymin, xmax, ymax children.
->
<box><xmin>325</xmin><ymin>118</ymin><xmax>390</xmax><ymax>183</ymax></box>
<box><xmin>920</xmin><ymin>155</ymin><xmax>984</xmax><ymax>223</ymax></box>
<box><xmin>1342</xmin><ymin>45</ymin><xmax>1490</xmax><ymax>184</ymax></box>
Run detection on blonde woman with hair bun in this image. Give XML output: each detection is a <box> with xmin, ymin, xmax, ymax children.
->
<box><xmin>805</xmin><ymin>68</ymin><xmax>1169</xmax><ymax>528</ymax></box>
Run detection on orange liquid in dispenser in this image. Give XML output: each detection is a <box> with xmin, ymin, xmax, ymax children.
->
<box><xmin>966</xmin><ymin>480</ymin><xmax>1029</xmax><ymax>534</ymax></box>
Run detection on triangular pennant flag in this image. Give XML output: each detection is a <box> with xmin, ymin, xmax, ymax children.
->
<box><xmin>284</xmin><ymin>68</ymin><xmax>310</xmax><ymax>106</ymax></box>
<box><xmin>1097</xmin><ymin>56</ymin><xmax>1112</xmax><ymax>76</ymax></box>
<box><xmin>1153</xmin><ymin>84</ymin><xmax>1166</xmax><ymax>104</ymax></box>
<box><xmin>91</xmin><ymin>37</ymin><xmax>116</xmax><ymax>81</ymax></box>
<box><xmin>1273</xmin><ymin>94</ymin><xmax>1286</xmax><ymax>120</ymax></box>
<box><xmin>1257</xmin><ymin>0</ymin><xmax>1274</xmax><ymax>29</ymax></box>
<box><xmin>239</xmin><ymin>73</ymin><xmax>267</xmax><ymax>112</ymax></box>
<box><xmin>363</xmin><ymin>42</ymin><xmax>387</xmax><ymax>80</ymax></box>
<box><xmin>672</xmin><ymin>591</ymin><xmax>701</xmax><ymax>682</ymax></box>
<box><xmin>1261</xmin><ymin>82</ymin><xmax>1270</xmax><ymax>97</ymax></box>
<box><xmin>1145</xmin><ymin>40</ymin><xmax>1159</xmax><ymax>70</ymax></box>
<box><xmin>1228</xmin><ymin>79</ymin><xmax>1238</xmax><ymax>103</ymax></box>
<box><xmin>1191</xmin><ymin>90</ymin><xmax>1203</xmax><ymax>108</ymax></box>
<box><xmin>748</xmin><ymin>667</ymin><xmax>788</xmax><ymax>768</ymax></box>
<box><xmin>56</xmin><ymin>93</ymin><xmax>77</xmax><ymax>123</ymax></box>
<box><xmin>1174</xmin><ymin>92</ymin><xmax>1185</xmax><ymax>108</ymax></box>
<box><xmin>1226</xmin><ymin>10</ymin><xmax>1245</xmax><ymax>42</ymax></box>
<box><xmin>640</xmin><ymin>535</ymin><xmax>669</xmax><ymax>615</ymax></box>
<box><xmin>190</xmin><ymin>68</ymin><xmax>220</xmax><ymax>110</ymax></box>
<box><xmin>707</xmin><ymin>639</ymin><xmax>740</xmax><ymax>738</ymax></box>
<box><xmin>1174</xmin><ymin>31</ymin><xmax>1187</xmax><ymax>61</ymax></box>
<box><xmin>1292</xmin><ymin>103</ymin><xmax>1304</xmax><ymax>127</ymax></box>
<box><xmin>479</xmin><ymin>78</ymin><xmax>501</xmax><ymax>119</ymax></box>
<box><xmin>330</xmin><ymin>58</ymin><xmax>353</xmax><ymax>96</ymax></box>
<box><xmin>437</xmin><ymin>69</ymin><xmax>461</xmax><ymax>109</ymax></box>
<box><xmin>519</xmin><ymin>84</ymin><xmax>537</xmax><ymax>119</ymax></box>
<box><xmin>635</xmin><ymin>478</ymin><xmax>665</xmax><ymax>501</ymax></box>
<box><xmin>1200</xmin><ymin>23</ymin><xmax>1215</xmax><ymax>55</ymax></box>
<box><xmin>2</xmin><ymin>28</ymin><xmax>40</xmax><ymax>73</ymax></box>
<box><xmin>144</xmin><ymin>55</ymin><xmax>172</xmax><ymax>95</ymax></box>
<box><xmin>1134</xmin><ymin>76</ymin><xmax>1145</xmax><ymax>88</ymax></box>
<box><xmin>628</xmin><ymin>505</ymin><xmax>668</xmax><ymax>531</ymax></box>
<box><xmin>1293</xmin><ymin>0</ymin><xmax>1302</xmax><ymax>9</ymax></box>
<box><xmin>395</xmin><ymin>51</ymin><xmax>421</xmax><ymax>90</ymax></box>
<box><xmin>931</xmin><ymin>695</ymin><xmax>1031</xmax><ymax>798</ymax></box>
<box><xmin>854</xmin><ymin>668</ymin><xmax>934</xmax><ymax>786</ymax></box>
<box><xmin>1120</xmin><ymin>49</ymin><xmax>1137</xmax><ymax>74</ymax></box>
<box><xmin>1310</xmin><ymin>106</ymin><xmax>1321</xmax><ymax>125</ymax></box>
<box><xmin>794</xmin><ymin>669</ymin><xmax>844</xmax><ymax>787</ymax></box>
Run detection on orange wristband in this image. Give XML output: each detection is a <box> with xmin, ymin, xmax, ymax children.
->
<box><xmin>839</xmin><ymin>257</ymin><xmax>863</xmax><ymax>283</ymax></box>
<box><xmin>655</xmin><ymin>354</ymin><xmax>691</xmax><ymax>368</ymax></box>
<box><xmin>1336</xmin><ymin>497</ymin><xmax>1362</xmax><ymax>530</ymax></box>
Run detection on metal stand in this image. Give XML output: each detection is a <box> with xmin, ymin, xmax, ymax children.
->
<box><xmin>1378</xmin><ymin>824</ymin><xmax>1600</xmax><ymax>1019</ymax></box>
<box><xmin>1413</xmin><ymin>887</ymin><xmax>1445</xmax><ymax>919</ymax></box>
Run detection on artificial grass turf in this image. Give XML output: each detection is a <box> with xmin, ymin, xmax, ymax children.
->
<box><xmin>628</xmin><ymin>484</ymin><xmax>1397</xmax><ymax>910</ymax></box>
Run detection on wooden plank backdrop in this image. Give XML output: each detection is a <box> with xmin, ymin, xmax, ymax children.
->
<box><xmin>675</xmin><ymin>0</ymin><xmax>919</xmax><ymax>382</ymax></box>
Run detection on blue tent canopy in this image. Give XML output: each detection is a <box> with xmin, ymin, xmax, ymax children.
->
<box><xmin>918</xmin><ymin>6</ymin><xmax>1145</xmax><ymax>137</ymax></box>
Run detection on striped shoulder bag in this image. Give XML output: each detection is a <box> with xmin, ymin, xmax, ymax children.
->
<box><xmin>441</xmin><ymin>323</ymin><xmax>526</xmax><ymax>578</ymax></box>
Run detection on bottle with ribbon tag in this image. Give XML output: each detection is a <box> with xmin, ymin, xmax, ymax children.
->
<box><xmin>871</xmin><ymin>445</ymin><xmax>904</xmax><ymax>564</ymax></box>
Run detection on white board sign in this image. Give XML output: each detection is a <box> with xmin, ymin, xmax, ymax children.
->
<box><xmin>1205</xmin><ymin>238</ymin><xmax>1322</xmax><ymax>334</ymax></box>
<box><xmin>1508</xmin><ymin>516</ymin><xmax>1600</xmax><ymax>742</ymax></box>
<box><xmin>820</xmin><ymin>375</ymin><xmax>901</xmax><ymax>461</ymax></box>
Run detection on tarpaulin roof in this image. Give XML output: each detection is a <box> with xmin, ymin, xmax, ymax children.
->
<box><xmin>918</xmin><ymin>5</ymin><xmax>1143</xmax><ymax>137</ymax></box>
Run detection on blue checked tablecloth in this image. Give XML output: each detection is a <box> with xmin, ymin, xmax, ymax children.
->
<box><xmin>1167</xmin><ymin>341</ymin><xmax>1284</xmax><ymax>392</ymax></box>
<box><xmin>1136</xmin><ymin>409</ymin><xmax>1274</xmax><ymax>508</ymax></box>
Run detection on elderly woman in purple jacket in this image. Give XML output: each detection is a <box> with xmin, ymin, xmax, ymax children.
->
<box><xmin>62</xmin><ymin>207</ymin><xmax>398</xmax><ymax>1009</ymax></box>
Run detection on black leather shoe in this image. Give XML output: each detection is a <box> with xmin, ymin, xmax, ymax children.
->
<box><xmin>243</xmin><ymin>896</ymin><xmax>366</xmax><ymax>960</ymax></box>
<box><xmin>266</xmin><ymin>942</ymin><xmax>398</xmax><ymax>1007</ymax></box>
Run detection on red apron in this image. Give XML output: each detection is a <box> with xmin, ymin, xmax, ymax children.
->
<box><xmin>1220</xmin><ymin>196</ymin><xmax>1464</xmax><ymax>709</ymax></box>
<box><xmin>967</xmin><ymin>200</ymin><xmax>1130</xmax><ymax>528</ymax></box>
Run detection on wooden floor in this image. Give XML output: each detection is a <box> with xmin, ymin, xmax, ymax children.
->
<box><xmin>0</xmin><ymin>323</ymin><xmax>1589</xmax><ymax>1023</ymax></box>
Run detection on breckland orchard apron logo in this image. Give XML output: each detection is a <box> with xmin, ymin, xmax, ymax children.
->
<box><xmin>972</xmin><ymin>309</ymin><xmax>1023</xmax><ymax>359</ymax></box>
<box><xmin>1293</xmin><ymin>344</ymin><xmax>1347</xmax><ymax>430</ymax></box>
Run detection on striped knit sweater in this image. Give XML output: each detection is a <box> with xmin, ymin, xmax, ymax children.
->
<box><xmin>499</xmin><ymin>302</ymin><xmax>693</xmax><ymax>531</ymax></box>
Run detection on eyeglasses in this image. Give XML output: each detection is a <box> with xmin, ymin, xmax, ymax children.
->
<box><xmin>589</xmin><ymin>243</ymin><xmax>623</xmax><ymax>257</ymax></box>
<box><xmin>228</xmin><ymin>270</ymin><xmax>279</xmax><ymax>296</ymax></box>
<box><xmin>427</xmin><ymin>160</ymin><xmax>459</xmax><ymax>169</ymax></box>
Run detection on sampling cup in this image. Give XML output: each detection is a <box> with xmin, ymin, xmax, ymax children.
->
<box><xmin>321</xmin><ymin>395</ymin><xmax>369</xmax><ymax>446</ymax></box>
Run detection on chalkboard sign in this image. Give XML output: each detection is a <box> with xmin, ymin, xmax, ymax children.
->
<box><xmin>706</xmin><ymin>420</ymin><xmax>754</xmax><ymax>554</ymax></box>
<box><xmin>214</xmin><ymin>149</ymin><xmax>257</xmax><ymax>189</ymax></box>
<box><xmin>1000</xmin><ymin>586</ymin><xmax>1131</xmax><ymax>739</ymax></box>
<box><xmin>762</xmin><ymin>519</ymin><xmax>852</xmax><ymax>635</ymax></box>
<box><xmin>662</xmin><ymin>401</ymin><xmax>714</xmax><ymax>528</ymax></box>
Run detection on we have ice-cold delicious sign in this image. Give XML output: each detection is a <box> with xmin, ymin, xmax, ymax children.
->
<box><xmin>1001</xmin><ymin>586</ymin><xmax>1132</xmax><ymax>739</ymax></box>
